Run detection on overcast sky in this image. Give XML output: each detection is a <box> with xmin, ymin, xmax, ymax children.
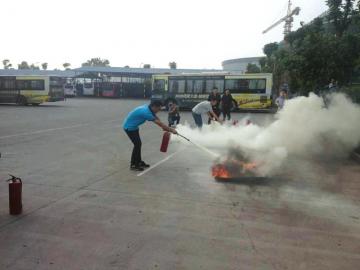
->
<box><xmin>0</xmin><ymin>0</ymin><xmax>328</xmax><ymax>69</ymax></box>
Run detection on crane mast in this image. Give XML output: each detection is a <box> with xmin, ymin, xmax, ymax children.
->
<box><xmin>262</xmin><ymin>0</ymin><xmax>301</xmax><ymax>37</ymax></box>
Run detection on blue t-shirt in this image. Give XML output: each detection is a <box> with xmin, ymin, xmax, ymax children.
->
<box><xmin>123</xmin><ymin>105</ymin><xmax>157</xmax><ymax>131</ymax></box>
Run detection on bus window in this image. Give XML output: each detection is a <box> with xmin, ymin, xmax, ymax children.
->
<box><xmin>0</xmin><ymin>78</ymin><xmax>16</xmax><ymax>90</ymax></box>
<box><xmin>169</xmin><ymin>80</ymin><xmax>185</xmax><ymax>94</ymax></box>
<box><xmin>154</xmin><ymin>79</ymin><xmax>165</xmax><ymax>91</ymax></box>
<box><xmin>249</xmin><ymin>79</ymin><xmax>266</xmax><ymax>91</ymax></box>
<box><xmin>30</xmin><ymin>80</ymin><xmax>45</xmax><ymax>90</ymax></box>
<box><xmin>129</xmin><ymin>77</ymin><xmax>144</xmax><ymax>83</ymax></box>
<box><xmin>205</xmin><ymin>79</ymin><xmax>224</xmax><ymax>93</ymax></box>
<box><xmin>225</xmin><ymin>79</ymin><xmax>266</xmax><ymax>94</ymax></box>
<box><xmin>186</xmin><ymin>79</ymin><xmax>203</xmax><ymax>94</ymax></box>
<box><xmin>16</xmin><ymin>80</ymin><xmax>45</xmax><ymax>90</ymax></box>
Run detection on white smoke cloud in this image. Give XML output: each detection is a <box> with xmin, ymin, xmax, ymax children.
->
<box><xmin>174</xmin><ymin>93</ymin><xmax>360</xmax><ymax>176</ymax></box>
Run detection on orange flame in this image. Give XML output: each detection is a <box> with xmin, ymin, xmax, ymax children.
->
<box><xmin>212</xmin><ymin>164</ymin><xmax>231</xmax><ymax>179</ymax></box>
<box><xmin>212</xmin><ymin>160</ymin><xmax>258</xmax><ymax>179</ymax></box>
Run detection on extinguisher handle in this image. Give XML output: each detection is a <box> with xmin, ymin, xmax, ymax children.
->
<box><xmin>6</xmin><ymin>174</ymin><xmax>22</xmax><ymax>183</ymax></box>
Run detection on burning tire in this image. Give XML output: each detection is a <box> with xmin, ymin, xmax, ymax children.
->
<box><xmin>211</xmin><ymin>160</ymin><xmax>258</xmax><ymax>181</ymax></box>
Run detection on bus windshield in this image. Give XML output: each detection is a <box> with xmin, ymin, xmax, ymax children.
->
<box><xmin>153</xmin><ymin>79</ymin><xmax>165</xmax><ymax>91</ymax></box>
<box><xmin>225</xmin><ymin>79</ymin><xmax>266</xmax><ymax>94</ymax></box>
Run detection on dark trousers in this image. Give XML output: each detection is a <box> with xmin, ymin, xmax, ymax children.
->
<box><xmin>222</xmin><ymin>108</ymin><xmax>231</xmax><ymax>120</ymax></box>
<box><xmin>125</xmin><ymin>129</ymin><xmax>142</xmax><ymax>166</ymax></box>
<box><xmin>192</xmin><ymin>112</ymin><xmax>203</xmax><ymax>128</ymax></box>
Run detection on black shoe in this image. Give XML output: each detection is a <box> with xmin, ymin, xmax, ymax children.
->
<box><xmin>130</xmin><ymin>164</ymin><xmax>144</xmax><ymax>171</ymax></box>
<box><xmin>139</xmin><ymin>161</ymin><xmax>150</xmax><ymax>168</ymax></box>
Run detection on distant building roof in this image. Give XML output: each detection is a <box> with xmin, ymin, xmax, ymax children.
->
<box><xmin>0</xmin><ymin>69</ymin><xmax>76</xmax><ymax>77</ymax></box>
<box><xmin>73</xmin><ymin>66</ymin><xmax>221</xmax><ymax>76</ymax></box>
<box><xmin>0</xmin><ymin>66</ymin><xmax>222</xmax><ymax>78</ymax></box>
<box><xmin>222</xmin><ymin>57</ymin><xmax>263</xmax><ymax>66</ymax></box>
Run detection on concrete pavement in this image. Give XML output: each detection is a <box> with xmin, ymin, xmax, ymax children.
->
<box><xmin>0</xmin><ymin>98</ymin><xmax>359</xmax><ymax>270</ymax></box>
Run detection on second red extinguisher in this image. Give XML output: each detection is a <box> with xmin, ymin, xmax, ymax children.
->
<box><xmin>7</xmin><ymin>175</ymin><xmax>22</xmax><ymax>215</ymax></box>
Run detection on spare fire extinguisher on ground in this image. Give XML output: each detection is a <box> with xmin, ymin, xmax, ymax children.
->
<box><xmin>160</xmin><ymin>132</ymin><xmax>171</xmax><ymax>152</ymax></box>
<box><xmin>7</xmin><ymin>175</ymin><xmax>22</xmax><ymax>215</ymax></box>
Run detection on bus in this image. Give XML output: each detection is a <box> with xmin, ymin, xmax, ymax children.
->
<box><xmin>97</xmin><ymin>82</ymin><xmax>122</xmax><ymax>98</ymax></box>
<box><xmin>0</xmin><ymin>75</ymin><xmax>65</xmax><ymax>105</ymax></box>
<box><xmin>64</xmin><ymin>83</ymin><xmax>77</xmax><ymax>97</ymax></box>
<box><xmin>83</xmin><ymin>82</ymin><xmax>95</xmax><ymax>96</ymax></box>
<box><xmin>151</xmin><ymin>73</ymin><xmax>273</xmax><ymax>110</ymax></box>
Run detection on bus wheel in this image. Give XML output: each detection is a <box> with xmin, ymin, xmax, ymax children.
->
<box><xmin>17</xmin><ymin>96</ymin><xmax>28</xmax><ymax>106</ymax></box>
<box><xmin>31</xmin><ymin>103</ymin><xmax>40</xmax><ymax>106</ymax></box>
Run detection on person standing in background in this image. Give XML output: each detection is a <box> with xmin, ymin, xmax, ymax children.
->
<box><xmin>221</xmin><ymin>89</ymin><xmax>237</xmax><ymax>121</ymax></box>
<box><xmin>275</xmin><ymin>90</ymin><xmax>287</xmax><ymax>110</ymax></box>
<box><xmin>168</xmin><ymin>101</ymin><xmax>180</xmax><ymax>127</ymax></box>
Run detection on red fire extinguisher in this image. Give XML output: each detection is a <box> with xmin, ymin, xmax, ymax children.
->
<box><xmin>160</xmin><ymin>132</ymin><xmax>171</xmax><ymax>152</ymax></box>
<box><xmin>7</xmin><ymin>175</ymin><xmax>22</xmax><ymax>215</ymax></box>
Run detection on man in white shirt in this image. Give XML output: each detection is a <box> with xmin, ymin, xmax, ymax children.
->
<box><xmin>275</xmin><ymin>90</ymin><xmax>287</xmax><ymax>110</ymax></box>
<box><xmin>192</xmin><ymin>98</ymin><xmax>222</xmax><ymax>128</ymax></box>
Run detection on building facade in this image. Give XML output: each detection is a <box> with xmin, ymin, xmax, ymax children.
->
<box><xmin>222</xmin><ymin>57</ymin><xmax>262</xmax><ymax>73</ymax></box>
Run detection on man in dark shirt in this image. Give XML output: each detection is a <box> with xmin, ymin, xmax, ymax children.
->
<box><xmin>207</xmin><ymin>88</ymin><xmax>221</xmax><ymax>124</ymax></box>
<box><xmin>221</xmin><ymin>89</ymin><xmax>237</xmax><ymax>121</ymax></box>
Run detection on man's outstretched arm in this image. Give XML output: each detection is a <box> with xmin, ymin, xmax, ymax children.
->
<box><xmin>154</xmin><ymin>119</ymin><xmax>178</xmax><ymax>134</ymax></box>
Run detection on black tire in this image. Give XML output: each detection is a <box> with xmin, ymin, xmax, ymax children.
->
<box><xmin>17</xmin><ymin>96</ymin><xmax>28</xmax><ymax>106</ymax></box>
<box><xmin>31</xmin><ymin>103</ymin><xmax>40</xmax><ymax>106</ymax></box>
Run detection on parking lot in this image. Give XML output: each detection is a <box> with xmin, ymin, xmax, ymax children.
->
<box><xmin>0</xmin><ymin>98</ymin><xmax>359</xmax><ymax>270</ymax></box>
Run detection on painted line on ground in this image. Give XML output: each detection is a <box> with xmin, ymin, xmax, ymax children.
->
<box><xmin>137</xmin><ymin>149</ymin><xmax>182</xmax><ymax>177</ymax></box>
<box><xmin>0</xmin><ymin>123</ymin><xmax>90</xmax><ymax>140</ymax></box>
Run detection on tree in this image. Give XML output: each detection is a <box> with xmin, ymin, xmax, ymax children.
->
<box><xmin>41</xmin><ymin>63</ymin><xmax>48</xmax><ymax>70</ymax></box>
<box><xmin>124</xmin><ymin>65</ymin><xmax>130</xmax><ymax>68</ymax></box>
<box><xmin>18</xmin><ymin>61</ymin><xmax>30</xmax><ymax>69</ymax></box>
<box><xmin>63</xmin><ymin>63</ymin><xmax>71</xmax><ymax>70</ymax></box>
<box><xmin>246</xmin><ymin>63</ymin><xmax>261</xmax><ymax>73</ymax></box>
<box><xmin>2</xmin><ymin>59</ymin><xmax>12</xmax><ymax>69</ymax></box>
<box><xmin>263</xmin><ymin>42</ymin><xmax>279</xmax><ymax>57</ymax></box>
<box><xmin>143</xmin><ymin>64</ymin><xmax>151</xmax><ymax>68</ymax></box>
<box><xmin>169</xmin><ymin>62</ymin><xmax>177</xmax><ymax>69</ymax></box>
<box><xmin>82</xmin><ymin>58</ymin><xmax>110</xmax><ymax>67</ymax></box>
<box><xmin>326</xmin><ymin>0</ymin><xmax>356</xmax><ymax>37</ymax></box>
<box><xmin>30</xmin><ymin>64</ymin><xmax>40</xmax><ymax>70</ymax></box>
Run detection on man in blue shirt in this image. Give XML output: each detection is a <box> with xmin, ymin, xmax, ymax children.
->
<box><xmin>123</xmin><ymin>100</ymin><xmax>177</xmax><ymax>171</ymax></box>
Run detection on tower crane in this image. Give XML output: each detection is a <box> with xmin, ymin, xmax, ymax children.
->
<box><xmin>262</xmin><ymin>0</ymin><xmax>301</xmax><ymax>37</ymax></box>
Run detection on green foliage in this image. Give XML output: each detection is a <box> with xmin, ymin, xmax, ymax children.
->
<box><xmin>18</xmin><ymin>61</ymin><xmax>30</xmax><ymax>69</ymax></box>
<box><xmin>169</xmin><ymin>62</ymin><xmax>177</xmax><ymax>69</ymax></box>
<box><xmin>263</xmin><ymin>42</ymin><xmax>279</xmax><ymax>57</ymax></box>
<box><xmin>82</xmin><ymin>58</ymin><xmax>110</xmax><ymax>67</ymax></box>
<box><xmin>2</xmin><ymin>59</ymin><xmax>12</xmax><ymax>69</ymax></box>
<box><xmin>326</xmin><ymin>0</ymin><xmax>356</xmax><ymax>37</ymax></box>
<box><xmin>30</xmin><ymin>64</ymin><xmax>40</xmax><ymax>70</ymax></box>
<box><xmin>143</xmin><ymin>64</ymin><xmax>151</xmax><ymax>68</ymax></box>
<box><xmin>41</xmin><ymin>63</ymin><xmax>48</xmax><ymax>70</ymax></box>
<box><xmin>63</xmin><ymin>63</ymin><xmax>71</xmax><ymax>70</ymax></box>
<box><xmin>261</xmin><ymin>0</ymin><xmax>360</xmax><ymax>95</ymax></box>
<box><xmin>246</xmin><ymin>63</ymin><xmax>261</xmax><ymax>73</ymax></box>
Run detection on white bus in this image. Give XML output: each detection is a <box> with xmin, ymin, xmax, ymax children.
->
<box><xmin>83</xmin><ymin>82</ymin><xmax>95</xmax><ymax>96</ymax></box>
<box><xmin>151</xmin><ymin>73</ymin><xmax>273</xmax><ymax>110</ymax></box>
<box><xmin>64</xmin><ymin>83</ymin><xmax>76</xmax><ymax>97</ymax></box>
<box><xmin>0</xmin><ymin>75</ymin><xmax>65</xmax><ymax>105</ymax></box>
